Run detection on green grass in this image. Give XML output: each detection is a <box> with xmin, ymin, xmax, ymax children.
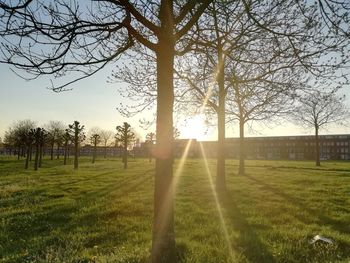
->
<box><xmin>1</xmin><ymin>156</ymin><xmax>350</xmax><ymax>262</ymax></box>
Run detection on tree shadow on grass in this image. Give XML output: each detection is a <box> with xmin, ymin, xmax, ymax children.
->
<box><xmin>245</xmin><ymin>175</ymin><xmax>350</xmax><ymax>235</ymax></box>
<box><xmin>245</xmin><ymin>175</ymin><xmax>350</xmax><ymax>260</ymax></box>
<box><xmin>218</xmin><ymin>190</ymin><xmax>276</xmax><ymax>263</ymax></box>
<box><xmin>1</xmin><ymin>169</ymin><xmax>155</xmax><ymax>262</ymax></box>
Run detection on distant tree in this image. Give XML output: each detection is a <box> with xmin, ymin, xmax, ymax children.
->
<box><xmin>33</xmin><ymin>127</ymin><xmax>43</xmax><ymax>171</ymax></box>
<box><xmin>90</xmin><ymin>133</ymin><xmax>101</xmax><ymax>164</ymax></box>
<box><xmin>226</xmin><ymin>71</ymin><xmax>298</xmax><ymax>175</ymax></box>
<box><xmin>99</xmin><ymin>130</ymin><xmax>114</xmax><ymax>158</ymax></box>
<box><xmin>146</xmin><ymin>132</ymin><xmax>156</xmax><ymax>162</ymax></box>
<box><xmin>3</xmin><ymin>120</ymin><xmax>36</xmax><ymax>159</ymax></box>
<box><xmin>38</xmin><ymin>128</ymin><xmax>46</xmax><ymax>168</ymax></box>
<box><xmin>68</xmin><ymin>121</ymin><xmax>85</xmax><ymax>170</ymax></box>
<box><xmin>292</xmin><ymin>90</ymin><xmax>349</xmax><ymax>166</ymax></box>
<box><xmin>116</xmin><ymin>122</ymin><xmax>135</xmax><ymax>169</ymax></box>
<box><xmin>45</xmin><ymin>121</ymin><xmax>65</xmax><ymax>160</ymax></box>
<box><xmin>62</xmin><ymin>129</ymin><xmax>71</xmax><ymax>165</ymax></box>
<box><xmin>24</xmin><ymin>129</ymin><xmax>35</xmax><ymax>169</ymax></box>
<box><xmin>1</xmin><ymin>1</ymin><xmax>349</xmax><ymax>261</ymax></box>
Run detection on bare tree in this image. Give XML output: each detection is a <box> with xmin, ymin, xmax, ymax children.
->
<box><xmin>292</xmin><ymin>89</ymin><xmax>349</xmax><ymax>166</ymax></box>
<box><xmin>90</xmin><ymin>133</ymin><xmax>101</xmax><ymax>164</ymax></box>
<box><xmin>0</xmin><ymin>2</ymin><xmax>214</xmax><ymax>259</ymax></box>
<box><xmin>68</xmin><ymin>121</ymin><xmax>85</xmax><ymax>170</ymax></box>
<box><xmin>116</xmin><ymin>122</ymin><xmax>135</xmax><ymax>169</ymax></box>
<box><xmin>1</xmin><ymin>1</ymin><xmax>349</xmax><ymax>261</ymax></box>
<box><xmin>146</xmin><ymin>132</ymin><xmax>156</xmax><ymax>162</ymax></box>
<box><xmin>100</xmin><ymin>130</ymin><xmax>114</xmax><ymax>158</ymax></box>
<box><xmin>45</xmin><ymin>121</ymin><xmax>65</xmax><ymax>160</ymax></box>
<box><xmin>3</xmin><ymin>120</ymin><xmax>36</xmax><ymax>159</ymax></box>
<box><xmin>225</xmin><ymin>62</ymin><xmax>301</xmax><ymax>175</ymax></box>
<box><xmin>62</xmin><ymin>129</ymin><xmax>70</xmax><ymax>165</ymax></box>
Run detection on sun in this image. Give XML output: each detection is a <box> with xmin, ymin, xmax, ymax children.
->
<box><xmin>179</xmin><ymin>114</ymin><xmax>209</xmax><ymax>140</ymax></box>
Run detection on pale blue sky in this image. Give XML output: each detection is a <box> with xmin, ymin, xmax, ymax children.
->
<box><xmin>0</xmin><ymin>62</ymin><xmax>349</xmax><ymax>142</ymax></box>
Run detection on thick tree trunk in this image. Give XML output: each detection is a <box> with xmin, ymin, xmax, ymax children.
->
<box><xmin>315</xmin><ymin>126</ymin><xmax>321</xmax><ymax>166</ymax></box>
<box><xmin>151</xmin><ymin>28</ymin><xmax>175</xmax><ymax>263</ymax></box>
<box><xmin>216</xmin><ymin>52</ymin><xmax>226</xmax><ymax>192</ymax></box>
<box><xmin>238</xmin><ymin>119</ymin><xmax>245</xmax><ymax>175</ymax></box>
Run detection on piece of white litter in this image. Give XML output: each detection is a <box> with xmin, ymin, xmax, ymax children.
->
<box><xmin>309</xmin><ymin>235</ymin><xmax>333</xmax><ymax>244</ymax></box>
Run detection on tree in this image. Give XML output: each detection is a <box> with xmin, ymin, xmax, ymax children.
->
<box><xmin>146</xmin><ymin>132</ymin><xmax>156</xmax><ymax>162</ymax></box>
<box><xmin>116</xmin><ymin>122</ymin><xmax>135</xmax><ymax>169</ymax></box>
<box><xmin>3</xmin><ymin>120</ymin><xmax>36</xmax><ymax>159</ymax></box>
<box><xmin>90</xmin><ymin>133</ymin><xmax>101</xmax><ymax>164</ymax></box>
<box><xmin>2</xmin><ymin>1</ymin><xmax>349</xmax><ymax>261</ymax></box>
<box><xmin>292</xmin><ymin>89</ymin><xmax>349</xmax><ymax>166</ymax></box>
<box><xmin>68</xmin><ymin>121</ymin><xmax>85</xmax><ymax>170</ymax></box>
<box><xmin>224</xmin><ymin>50</ymin><xmax>303</xmax><ymax>175</ymax></box>
<box><xmin>177</xmin><ymin>0</ymin><xmax>350</xmax><ymax>184</ymax></box>
<box><xmin>38</xmin><ymin>128</ymin><xmax>46</xmax><ymax>168</ymax></box>
<box><xmin>100</xmin><ymin>130</ymin><xmax>114</xmax><ymax>158</ymax></box>
<box><xmin>33</xmin><ymin>127</ymin><xmax>40</xmax><ymax>170</ymax></box>
<box><xmin>0</xmin><ymin>1</ymin><xmax>214</xmax><ymax>258</ymax></box>
<box><xmin>62</xmin><ymin>129</ymin><xmax>71</xmax><ymax>165</ymax></box>
<box><xmin>23</xmin><ymin>129</ymin><xmax>35</xmax><ymax>169</ymax></box>
<box><xmin>45</xmin><ymin>121</ymin><xmax>65</xmax><ymax>160</ymax></box>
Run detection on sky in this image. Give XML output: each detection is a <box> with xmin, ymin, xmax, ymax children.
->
<box><xmin>0</xmin><ymin>62</ymin><xmax>349</xmax><ymax>142</ymax></box>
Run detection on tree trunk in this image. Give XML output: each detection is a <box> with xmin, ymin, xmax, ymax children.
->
<box><xmin>315</xmin><ymin>126</ymin><xmax>321</xmax><ymax>166</ymax></box>
<box><xmin>64</xmin><ymin>144</ymin><xmax>68</xmax><ymax>165</ymax></box>
<box><xmin>50</xmin><ymin>141</ymin><xmax>54</xmax><ymax>160</ymax></box>
<box><xmin>29</xmin><ymin>146</ymin><xmax>33</xmax><ymax>161</ymax></box>
<box><xmin>216</xmin><ymin>51</ymin><xmax>226</xmax><ymax>192</ymax></box>
<box><xmin>57</xmin><ymin>144</ymin><xmax>60</xmax><ymax>159</ymax></box>
<box><xmin>104</xmin><ymin>143</ymin><xmax>107</xmax><ymax>158</ymax></box>
<box><xmin>92</xmin><ymin>143</ymin><xmax>97</xmax><ymax>164</ymax></box>
<box><xmin>24</xmin><ymin>146</ymin><xmax>30</xmax><ymax>169</ymax></box>
<box><xmin>151</xmin><ymin>24</ymin><xmax>175</xmax><ymax>263</ymax></box>
<box><xmin>238</xmin><ymin>119</ymin><xmax>245</xmax><ymax>175</ymax></box>
<box><xmin>123</xmin><ymin>145</ymin><xmax>127</xmax><ymax>169</ymax></box>
<box><xmin>17</xmin><ymin>147</ymin><xmax>20</xmax><ymax>160</ymax></box>
<box><xmin>34</xmin><ymin>141</ymin><xmax>39</xmax><ymax>171</ymax></box>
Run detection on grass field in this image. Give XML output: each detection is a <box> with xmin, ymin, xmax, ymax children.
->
<box><xmin>1</xmin><ymin>156</ymin><xmax>350</xmax><ymax>262</ymax></box>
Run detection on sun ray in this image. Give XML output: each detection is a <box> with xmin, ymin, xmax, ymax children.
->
<box><xmin>154</xmin><ymin>138</ymin><xmax>193</xmax><ymax>250</ymax></box>
<box><xmin>199</xmin><ymin>142</ymin><xmax>234</xmax><ymax>260</ymax></box>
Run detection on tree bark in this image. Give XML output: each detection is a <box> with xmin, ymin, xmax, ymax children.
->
<box><xmin>151</xmin><ymin>16</ymin><xmax>175</xmax><ymax>262</ymax></box>
<box><xmin>238</xmin><ymin>119</ymin><xmax>245</xmax><ymax>175</ymax></box>
<box><xmin>34</xmin><ymin>141</ymin><xmax>39</xmax><ymax>171</ymax></box>
<box><xmin>315</xmin><ymin>125</ymin><xmax>321</xmax><ymax>166</ymax></box>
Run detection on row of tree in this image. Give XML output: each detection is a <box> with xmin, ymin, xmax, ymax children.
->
<box><xmin>2</xmin><ymin>120</ymin><xmax>146</xmax><ymax>170</ymax></box>
<box><xmin>1</xmin><ymin>1</ymin><xmax>350</xmax><ymax>261</ymax></box>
